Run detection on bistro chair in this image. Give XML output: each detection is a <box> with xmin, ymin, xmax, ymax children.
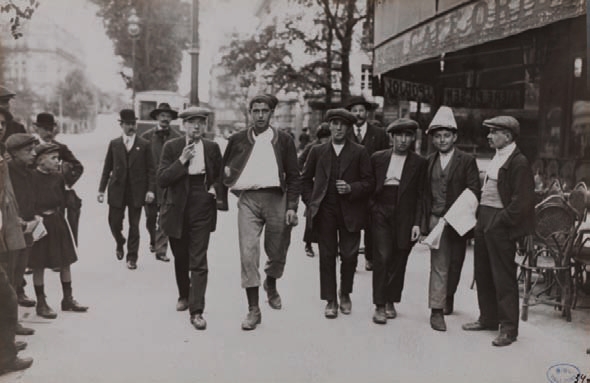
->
<box><xmin>570</xmin><ymin>182</ymin><xmax>590</xmax><ymax>309</ymax></box>
<box><xmin>517</xmin><ymin>194</ymin><xmax>577</xmax><ymax>322</ymax></box>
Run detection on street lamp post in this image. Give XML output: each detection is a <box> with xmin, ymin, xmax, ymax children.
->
<box><xmin>127</xmin><ymin>8</ymin><xmax>141</xmax><ymax>108</ymax></box>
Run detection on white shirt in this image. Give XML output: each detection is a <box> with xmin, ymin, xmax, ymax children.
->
<box><xmin>485</xmin><ymin>142</ymin><xmax>516</xmax><ymax>181</ymax></box>
<box><xmin>439</xmin><ymin>148</ymin><xmax>455</xmax><ymax>171</ymax></box>
<box><xmin>186</xmin><ymin>138</ymin><xmax>205</xmax><ymax>175</ymax></box>
<box><xmin>354</xmin><ymin>122</ymin><xmax>367</xmax><ymax>142</ymax></box>
<box><xmin>384</xmin><ymin>152</ymin><xmax>407</xmax><ymax>185</ymax></box>
<box><xmin>232</xmin><ymin>128</ymin><xmax>280</xmax><ymax>190</ymax></box>
<box><xmin>123</xmin><ymin>134</ymin><xmax>136</xmax><ymax>152</ymax></box>
<box><xmin>332</xmin><ymin>142</ymin><xmax>345</xmax><ymax>156</ymax></box>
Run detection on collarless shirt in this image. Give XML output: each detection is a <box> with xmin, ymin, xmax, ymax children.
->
<box><xmin>123</xmin><ymin>134</ymin><xmax>136</xmax><ymax>152</ymax></box>
<box><xmin>439</xmin><ymin>148</ymin><xmax>455</xmax><ymax>171</ymax></box>
<box><xmin>186</xmin><ymin>138</ymin><xmax>205</xmax><ymax>175</ymax></box>
<box><xmin>332</xmin><ymin>142</ymin><xmax>345</xmax><ymax>156</ymax></box>
<box><xmin>385</xmin><ymin>152</ymin><xmax>407</xmax><ymax>186</ymax></box>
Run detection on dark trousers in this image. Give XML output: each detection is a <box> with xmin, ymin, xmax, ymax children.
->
<box><xmin>474</xmin><ymin>206</ymin><xmax>519</xmax><ymax>337</ymax></box>
<box><xmin>316</xmin><ymin>198</ymin><xmax>360</xmax><ymax>301</ymax></box>
<box><xmin>168</xmin><ymin>185</ymin><xmax>212</xmax><ymax>315</ymax></box>
<box><xmin>65</xmin><ymin>189</ymin><xmax>81</xmax><ymax>245</ymax></box>
<box><xmin>364</xmin><ymin>224</ymin><xmax>373</xmax><ymax>262</ymax></box>
<box><xmin>144</xmin><ymin>202</ymin><xmax>168</xmax><ymax>255</ymax></box>
<box><xmin>0</xmin><ymin>260</ymin><xmax>17</xmax><ymax>367</ymax></box>
<box><xmin>108</xmin><ymin>204</ymin><xmax>142</xmax><ymax>262</ymax></box>
<box><xmin>372</xmin><ymin>198</ymin><xmax>412</xmax><ymax>305</ymax></box>
<box><xmin>5</xmin><ymin>249</ymin><xmax>29</xmax><ymax>296</ymax></box>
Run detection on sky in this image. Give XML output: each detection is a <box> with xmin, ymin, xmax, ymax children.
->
<box><xmin>32</xmin><ymin>0</ymin><xmax>260</xmax><ymax>101</ymax></box>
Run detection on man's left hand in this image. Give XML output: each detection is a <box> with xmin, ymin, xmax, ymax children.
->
<box><xmin>411</xmin><ymin>225</ymin><xmax>421</xmax><ymax>242</ymax></box>
<box><xmin>145</xmin><ymin>192</ymin><xmax>155</xmax><ymax>204</ymax></box>
<box><xmin>285</xmin><ymin>209</ymin><xmax>298</xmax><ymax>226</ymax></box>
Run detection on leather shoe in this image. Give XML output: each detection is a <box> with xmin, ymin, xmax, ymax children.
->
<box><xmin>492</xmin><ymin>333</ymin><xmax>517</xmax><ymax>347</ymax></box>
<box><xmin>17</xmin><ymin>293</ymin><xmax>36</xmax><ymax>308</ymax></box>
<box><xmin>365</xmin><ymin>260</ymin><xmax>373</xmax><ymax>271</ymax></box>
<box><xmin>190</xmin><ymin>314</ymin><xmax>207</xmax><ymax>330</ymax></box>
<box><xmin>116</xmin><ymin>248</ymin><xmax>124</xmax><ymax>260</ymax></box>
<box><xmin>305</xmin><ymin>243</ymin><xmax>315</xmax><ymax>258</ymax></box>
<box><xmin>241</xmin><ymin>306</ymin><xmax>262</xmax><ymax>330</ymax></box>
<box><xmin>156</xmin><ymin>253</ymin><xmax>170</xmax><ymax>262</ymax></box>
<box><xmin>444</xmin><ymin>295</ymin><xmax>454</xmax><ymax>315</ymax></box>
<box><xmin>385</xmin><ymin>302</ymin><xmax>397</xmax><ymax>319</ymax></box>
<box><xmin>127</xmin><ymin>260</ymin><xmax>137</xmax><ymax>270</ymax></box>
<box><xmin>430</xmin><ymin>311</ymin><xmax>447</xmax><ymax>331</ymax></box>
<box><xmin>36</xmin><ymin>300</ymin><xmax>57</xmax><ymax>319</ymax></box>
<box><xmin>324</xmin><ymin>301</ymin><xmax>338</xmax><ymax>318</ymax></box>
<box><xmin>176</xmin><ymin>298</ymin><xmax>189</xmax><ymax>311</ymax></box>
<box><xmin>373</xmin><ymin>306</ymin><xmax>387</xmax><ymax>324</ymax></box>
<box><xmin>149</xmin><ymin>243</ymin><xmax>155</xmax><ymax>253</ymax></box>
<box><xmin>0</xmin><ymin>357</ymin><xmax>33</xmax><ymax>375</ymax></box>
<box><xmin>462</xmin><ymin>321</ymin><xmax>499</xmax><ymax>331</ymax></box>
<box><xmin>16</xmin><ymin>323</ymin><xmax>34</xmax><ymax>336</ymax></box>
<box><xmin>61</xmin><ymin>297</ymin><xmax>88</xmax><ymax>312</ymax></box>
<box><xmin>339</xmin><ymin>292</ymin><xmax>351</xmax><ymax>315</ymax></box>
<box><xmin>263</xmin><ymin>279</ymin><xmax>282</xmax><ymax>310</ymax></box>
<box><xmin>15</xmin><ymin>341</ymin><xmax>27</xmax><ymax>352</ymax></box>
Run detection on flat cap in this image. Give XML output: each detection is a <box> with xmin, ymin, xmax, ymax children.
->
<box><xmin>34</xmin><ymin>142</ymin><xmax>60</xmax><ymax>159</ymax></box>
<box><xmin>483</xmin><ymin>116</ymin><xmax>520</xmax><ymax>137</ymax></box>
<box><xmin>179</xmin><ymin>106</ymin><xmax>211</xmax><ymax>121</ymax></box>
<box><xmin>5</xmin><ymin>133</ymin><xmax>38</xmax><ymax>153</ymax></box>
<box><xmin>316</xmin><ymin>122</ymin><xmax>331</xmax><ymax>139</ymax></box>
<box><xmin>387</xmin><ymin>118</ymin><xmax>419</xmax><ymax>134</ymax></box>
<box><xmin>344</xmin><ymin>95</ymin><xmax>377</xmax><ymax>111</ymax></box>
<box><xmin>325</xmin><ymin>108</ymin><xmax>357</xmax><ymax>125</ymax></box>
<box><xmin>0</xmin><ymin>86</ymin><xmax>16</xmax><ymax>100</ymax></box>
<box><xmin>249</xmin><ymin>94</ymin><xmax>278</xmax><ymax>110</ymax></box>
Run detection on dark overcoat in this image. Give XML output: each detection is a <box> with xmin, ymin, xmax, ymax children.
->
<box><xmin>141</xmin><ymin>127</ymin><xmax>181</xmax><ymax>204</ymax></box>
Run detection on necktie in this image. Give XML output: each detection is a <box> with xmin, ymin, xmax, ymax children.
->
<box><xmin>125</xmin><ymin>137</ymin><xmax>131</xmax><ymax>152</ymax></box>
<box><xmin>356</xmin><ymin>127</ymin><xmax>363</xmax><ymax>143</ymax></box>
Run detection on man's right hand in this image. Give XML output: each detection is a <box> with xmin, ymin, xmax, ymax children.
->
<box><xmin>97</xmin><ymin>193</ymin><xmax>105</xmax><ymax>203</ymax></box>
<box><xmin>179</xmin><ymin>143</ymin><xmax>195</xmax><ymax>164</ymax></box>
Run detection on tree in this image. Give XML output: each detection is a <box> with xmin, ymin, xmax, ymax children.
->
<box><xmin>48</xmin><ymin>69</ymin><xmax>97</xmax><ymax>121</ymax></box>
<box><xmin>0</xmin><ymin>0</ymin><xmax>39</xmax><ymax>39</ymax></box>
<box><xmin>90</xmin><ymin>0</ymin><xmax>191</xmax><ymax>92</ymax></box>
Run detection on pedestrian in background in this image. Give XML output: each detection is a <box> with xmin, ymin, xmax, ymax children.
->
<box><xmin>462</xmin><ymin>116</ymin><xmax>535</xmax><ymax>347</ymax></box>
<box><xmin>298</xmin><ymin>122</ymin><xmax>331</xmax><ymax>258</ymax></box>
<box><xmin>344</xmin><ymin>96</ymin><xmax>390</xmax><ymax>272</ymax></box>
<box><xmin>141</xmin><ymin>103</ymin><xmax>180</xmax><ymax>263</ymax></box>
<box><xmin>370</xmin><ymin>118</ymin><xmax>426</xmax><ymax>324</ymax></box>
<box><xmin>301</xmin><ymin>109</ymin><xmax>373</xmax><ymax>318</ymax></box>
<box><xmin>220</xmin><ymin>94</ymin><xmax>300</xmax><ymax>331</ymax></box>
<box><xmin>158</xmin><ymin>106</ymin><xmax>223</xmax><ymax>330</ymax></box>
<box><xmin>420</xmin><ymin>106</ymin><xmax>480</xmax><ymax>332</ymax></box>
<box><xmin>30</xmin><ymin>143</ymin><xmax>87</xmax><ymax>319</ymax></box>
<box><xmin>97</xmin><ymin>109</ymin><xmax>155</xmax><ymax>270</ymax></box>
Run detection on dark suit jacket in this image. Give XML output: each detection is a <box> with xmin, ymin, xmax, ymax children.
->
<box><xmin>98</xmin><ymin>136</ymin><xmax>155</xmax><ymax>209</ymax></box>
<box><xmin>420</xmin><ymin>149</ymin><xmax>481</xmax><ymax>235</ymax></box>
<box><xmin>371</xmin><ymin>149</ymin><xmax>427</xmax><ymax>250</ymax></box>
<box><xmin>51</xmin><ymin>139</ymin><xmax>83</xmax><ymax>188</ymax></box>
<box><xmin>158</xmin><ymin>137</ymin><xmax>223</xmax><ymax>239</ymax></box>
<box><xmin>301</xmin><ymin>140</ymin><xmax>374</xmax><ymax>233</ymax></box>
<box><xmin>141</xmin><ymin>126</ymin><xmax>181</xmax><ymax>204</ymax></box>
<box><xmin>2</xmin><ymin>120</ymin><xmax>26</xmax><ymax>144</ymax></box>
<box><xmin>492</xmin><ymin>146</ymin><xmax>535</xmax><ymax>239</ymax></box>
<box><xmin>354</xmin><ymin>122</ymin><xmax>390</xmax><ymax>156</ymax></box>
<box><xmin>7</xmin><ymin>160</ymin><xmax>36</xmax><ymax>221</ymax></box>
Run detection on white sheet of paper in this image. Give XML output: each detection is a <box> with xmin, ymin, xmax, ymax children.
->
<box><xmin>444</xmin><ymin>189</ymin><xmax>478</xmax><ymax>236</ymax></box>
<box><xmin>422</xmin><ymin>218</ymin><xmax>445</xmax><ymax>249</ymax></box>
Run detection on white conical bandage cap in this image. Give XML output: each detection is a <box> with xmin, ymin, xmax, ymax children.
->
<box><xmin>427</xmin><ymin>106</ymin><xmax>457</xmax><ymax>134</ymax></box>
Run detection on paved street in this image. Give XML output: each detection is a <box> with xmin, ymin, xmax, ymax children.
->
<box><xmin>2</xmin><ymin>114</ymin><xmax>590</xmax><ymax>383</ymax></box>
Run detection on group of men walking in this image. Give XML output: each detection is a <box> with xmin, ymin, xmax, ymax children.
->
<box><xmin>96</xmin><ymin>92</ymin><xmax>534</xmax><ymax>349</ymax></box>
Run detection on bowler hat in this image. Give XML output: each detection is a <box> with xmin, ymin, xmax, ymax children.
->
<box><xmin>34</xmin><ymin>142</ymin><xmax>60</xmax><ymax>160</ymax></box>
<box><xmin>34</xmin><ymin>113</ymin><xmax>57</xmax><ymax>130</ymax></box>
<box><xmin>387</xmin><ymin>118</ymin><xmax>419</xmax><ymax>134</ymax></box>
<box><xmin>149</xmin><ymin>103</ymin><xmax>178</xmax><ymax>120</ymax></box>
<box><xmin>6</xmin><ymin>133</ymin><xmax>38</xmax><ymax>153</ymax></box>
<box><xmin>0</xmin><ymin>86</ymin><xmax>16</xmax><ymax>100</ymax></box>
<box><xmin>325</xmin><ymin>108</ymin><xmax>357</xmax><ymax>125</ymax></box>
<box><xmin>118</xmin><ymin>109</ymin><xmax>138</xmax><ymax>123</ymax></box>
<box><xmin>426</xmin><ymin>106</ymin><xmax>457</xmax><ymax>134</ymax></box>
<box><xmin>316</xmin><ymin>122</ymin><xmax>331</xmax><ymax>139</ymax></box>
<box><xmin>249</xmin><ymin>94</ymin><xmax>279</xmax><ymax>110</ymax></box>
<box><xmin>0</xmin><ymin>107</ymin><xmax>13</xmax><ymax>122</ymax></box>
<box><xmin>179</xmin><ymin>106</ymin><xmax>211</xmax><ymax>121</ymax></box>
<box><xmin>344</xmin><ymin>95</ymin><xmax>377</xmax><ymax>111</ymax></box>
<box><xmin>483</xmin><ymin>116</ymin><xmax>520</xmax><ymax>137</ymax></box>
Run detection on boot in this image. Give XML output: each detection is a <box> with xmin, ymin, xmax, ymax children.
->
<box><xmin>241</xmin><ymin>306</ymin><xmax>262</xmax><ymax>331</ymax></box>
<box><xmin>61</xmin><ymin>296</ymin><xmax>88</xmax><ymax>312</ymax></box>
<box><xmin>17</xmin><ymin>293</ymin><xmax>36</xmax><ymax>308</ymax></box>
<box><xmin>15</xmin><ymin>322</ymin><xmax>34</xmax><ymax>336</ymax></box>
<box><xmin>430</xmin><ymin>309</ymin><xmax>447</xmax><ymax>331</ymax></box>
<box><xmin>36</xmin><ymin>297</ymin><xmax>57</xmax><ymax>319</ymax></box>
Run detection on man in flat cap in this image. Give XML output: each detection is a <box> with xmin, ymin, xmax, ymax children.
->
<box><xmin>298</xmin><ymin>122</ymin><xmax>332</xmax><ymax>258</ymax></box>
<box><xmin>32</xmin><ymin>113</ymin><xmax>84</xmax><ymax>246</ymax></box>
<box><xmin>370</xmin><ymin>118</ymin><xmax>426</xmax><ymax>324</ymax></box>
<box><xmin>344</xmin><ymin>96</ymin><xmax>390</xmax><ymax>272</ymax></box>
<box><xmin>141</xmin><ymin>103</ymin><xmax>181</xmax><ymax>263</ymax></box>
<box><xmin>420</xmin><ymin>106</ymin><xmax>480</xmax><ymax>332</ymax></box>
<box><xmin>6</xmin><ymin>133</ymin><xmax>39</xmax><ymax>308</ymax></box>
<box><xmin>158</xmin><ymin>106</ymin><xmax>223</xmax><ymax>330</ymax></box>
<box><xmin>98</xmin><ymin>109</ymin><xmax>155</xmax><ymax>270</ymax></box>
<box><xmin>220</xmin><ymin>94</ymin><xmax>300</xmax><ymax>330</ymax></box>
<box><xmin>462</xmin><ymin>116</ymin><xmax>535</xmax><ymax>347</ymax></box>
<box><xmin>301</xmin><ymin>109</ymin><xmax>373</xmax><ymax>318</ymax></box>
<box><xmin>0</xmin><ymin>86</ymin><xmax>27</xmax><ymax>144</ymax></box>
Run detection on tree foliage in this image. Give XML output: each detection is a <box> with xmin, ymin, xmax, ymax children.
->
<box><xmin>0</xmin><ymin>0</ymin><xmax>39</xmax><ymax>39</ymax></box>
<box><xmin>90</xmin><ymin>0</ymin><xmax>191</xmax><ymax>92</ymax></box>
<box><xmin>48</xmin><ymin>69</ymin><xmax>97</xmax><ymax>120</ymax></box>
